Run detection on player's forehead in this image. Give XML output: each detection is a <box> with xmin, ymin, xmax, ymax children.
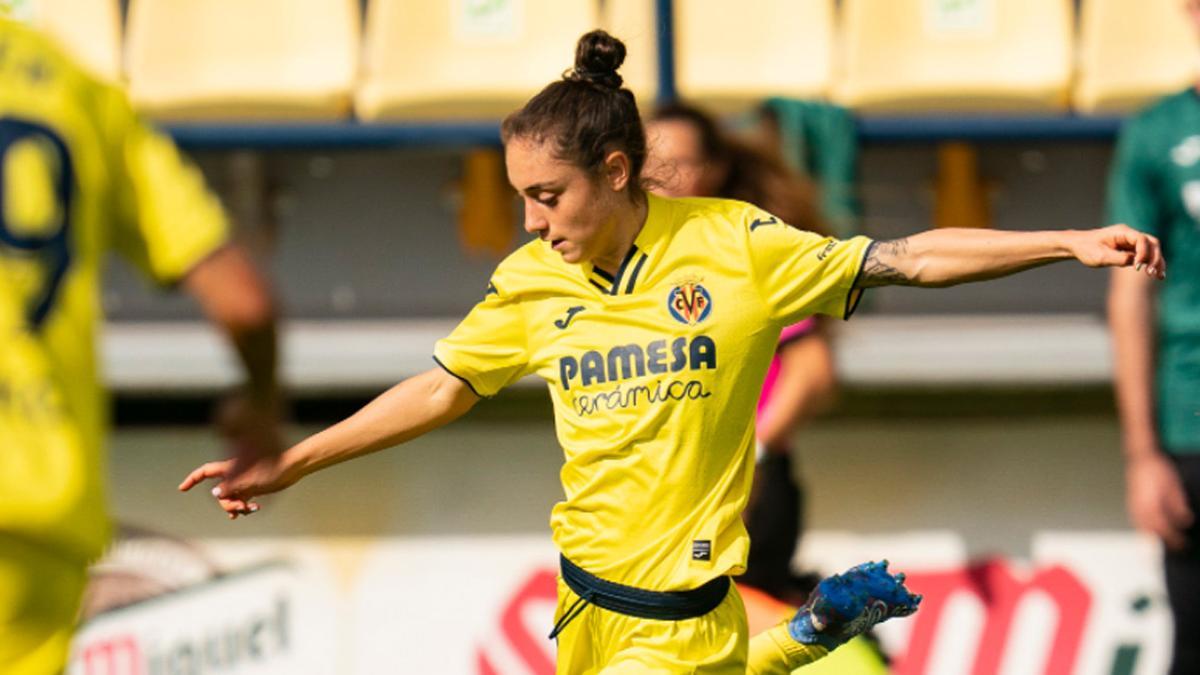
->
<box><xmin>505</xmin><ymin>136</ymin><xmax>581</xmax><ymax>192</ymax></box>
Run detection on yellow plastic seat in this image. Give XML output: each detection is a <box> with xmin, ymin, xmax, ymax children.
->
<box><xmin>125</xmin><ymin>0</ymin><xmax>359</xmax><ymax>121</ymax></box>
<box><xmin>837</xmin><ymin>0</ymin><xmax>1074</xmax><ymax>113</ymax></box>
<box><xmin>1075</xmin><ymin>0</ymin><xmax>1198</xmax><ymax>115</ymax></box>
<box><xmin>357</xmin><ymin>1</ymin><xmax>599</xmax><ymax>121</ymax></box>
<box><xmin>15</xmin><ymin>0</ymin><xmax>121</xmax><ymax>82</ymax></box>
<box><xmin>675</xmin><ymin>0</ymin><xmax>834</xmax><ymax>111</ymax></box>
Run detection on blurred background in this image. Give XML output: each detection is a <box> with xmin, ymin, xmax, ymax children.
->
<box><xmin>17</xmin><ymin>0</ymin><xmax>1185</xmax><ymax>673</ymax></box>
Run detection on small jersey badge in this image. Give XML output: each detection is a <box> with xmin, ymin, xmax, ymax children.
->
<box><xmin>692</xmin><ymin>540</ymin><xmax>712</xmax><ymax>561</ymax></box>
<box><xmin>667</xmin><ymin>283</ymin><xmax>712</xmax><ymax>325</ymax></box>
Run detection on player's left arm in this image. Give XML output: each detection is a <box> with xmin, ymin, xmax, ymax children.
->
<box><xmin>855</xmin><ymin>226</ymin><xmax>1165</xmax><ymax>289</ymax></box>
<box><xmin>182</xmin><ymin>244</ymin><xmax>284</xmax><ymax>460</ymax></box>
<box><xmin>746</xmin><ymin>561</ymin><xmax>921</xmax><ymax>675</ymax></box>
<box><xmin>99</xmin><ymin>81</ymin><xmax>286</xmax><ymax>468</ymax></box>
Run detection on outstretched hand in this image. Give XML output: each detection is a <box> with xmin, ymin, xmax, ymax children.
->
<box><xmin>788</xmin><ymin>560</ymin><xmax>922</xmax><ymax>650</ymax></box>
<box><xmin>1072</xmin><ymin>225</ymin><xmax>1165</xmax><ymax>279</ymax></box>
<box><xmin>178</xmin><ymin>452</ymin><xmax>299</xmax><ymax>520</ymax></box>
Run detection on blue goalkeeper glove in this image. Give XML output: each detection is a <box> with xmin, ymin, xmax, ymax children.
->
<box><xmin>787</xmin><ymin>560</ymin><xmax>922</xmax><ymax>650</ymax></box>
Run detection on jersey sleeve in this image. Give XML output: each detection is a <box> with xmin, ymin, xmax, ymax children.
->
<box><xmin>433</xmin><ymin>277</ymin><xmax>531</xmax><ymax>397</ymax></box>
<box><xmin>1106</xmin><ymin>116</ymin><xmax>1163</xmax><ymax>238</ymax></box>
<box><xmin>742</xmin><ymin>205</ymin><xmax>873</xmax><ymax>324</ymax></box>
<box><xmin>101</xmin><ymin>85</ymin><xmax>229</xmax><ymax>284</ymax></box>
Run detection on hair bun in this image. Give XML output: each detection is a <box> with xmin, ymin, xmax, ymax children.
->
<box><xmin>571</xmin><ymin>30</ymin><xmax>625</xmax><ymax>89</ymax></box>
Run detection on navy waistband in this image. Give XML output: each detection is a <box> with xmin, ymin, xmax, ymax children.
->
<box><xmin>549</xmin><ymin>555</ymin><xmax>730</xmax><ymax>638</ymax></box>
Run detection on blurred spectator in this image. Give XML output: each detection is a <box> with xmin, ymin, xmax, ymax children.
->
<box><xmin>0</xmin><ymin>16</ymin><xmax>281</xmax><ymax>674</ymax></box>
<box><xmin>1107</xmin><ymin>3</ymin><xmax>1200</xmax><ymax>672</ymax></box>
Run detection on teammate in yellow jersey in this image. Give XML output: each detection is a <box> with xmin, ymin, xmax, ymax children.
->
<box><xmin>182</xmin><ymin>30</ymin><xmax>1165</xmax><ymax>673</ymax></box>
<box><xmin>0</xmin><ymin>18</ymin><xmax>282</xmax><ymax>675</ymax></box>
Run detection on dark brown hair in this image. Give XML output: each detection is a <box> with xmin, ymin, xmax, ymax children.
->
<box><xmin>650</xmin><ymin>102</ymin><xmax>825</xmax><ymax>236</ymax></box>
<box><xmin>501</xmin><ymin>30</ymin><xmax>647</xmax><ymax>196</ymax></box>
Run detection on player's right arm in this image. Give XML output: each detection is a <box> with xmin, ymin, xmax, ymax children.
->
<box><xmin>180</xmin><ymin>366</ymin><xmax>479</xmax><ymax>517</ymax></box>
<box><xmin>180</xmin><ymin>259</ymin><xmax>530</xmax><ymax>516</ymax></box>
<box><xmin>1105</xmin><ymin>117</ymin><xmax>1193</xmax><ymax>550</ymax></box>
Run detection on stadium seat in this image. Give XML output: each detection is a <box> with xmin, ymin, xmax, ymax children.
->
<box><xmin>1075</xmin><ymin>0</ymin><xmax>1198</xmax><ymax>115</ymax></box>
<box><xmin>20</xmin><ymin>0</ymin><xmax>121</xmax><ymax>82</ymax></box>
<box><xmin>837</xmin><ymin>0</ymin><xmax>1074</xmax><ymax>113</ymax></box>
<box><xmin>673</xmin><ymin>0</ymin><xmax>835</xmax><ymax>111</ymax></box>
<box><xmin>125</xmin><ymin>0</ymin><xmax>359</xmax><ymax>121</ymax></box>
<box><xmin>599</xmin><ymin>0</ymin><xmax>659</xmax><ymax>106</ymax></box>
<box><xmin>356</xmin><ymin>1</ymin><xmax>599</xmax><ymax>120</ymax></box>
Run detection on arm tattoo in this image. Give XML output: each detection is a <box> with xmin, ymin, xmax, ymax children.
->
<box><xmin>858</xmin><ymin>238</ymin><xmax>914</xmax><ymax>288</ymax></box>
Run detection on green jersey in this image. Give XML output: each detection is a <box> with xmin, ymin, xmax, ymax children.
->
<box><xmin>1108</xmin><ymin>88</ymin><xmax>1200</xmax><ymax>453</ymax></box>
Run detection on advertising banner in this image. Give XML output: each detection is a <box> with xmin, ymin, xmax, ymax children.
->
<box><xmin>70</xmin><ymin>529</ymin><xmax>1170</xmax><ymax>675</ymax></box>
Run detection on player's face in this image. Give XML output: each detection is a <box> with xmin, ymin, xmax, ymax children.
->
<box><xmin>506</xmin><ymin>136</ymin><xmax>627</xmax><ymax>265</ymax></box>
<box><xmin>645</xmin><ymin>119</ymin><xmax>723</xmax><ymax>198</ymax></box>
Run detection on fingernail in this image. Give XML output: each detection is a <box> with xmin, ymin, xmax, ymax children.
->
<box><xmin>249</xmin><ymin>504</ymin><xmax>259</xmax><ymax>512</ymax></box>
<box><xmin>211</xmin><ymin>486</ymin><xmax>222</xmax><ymax>498</ymax></box>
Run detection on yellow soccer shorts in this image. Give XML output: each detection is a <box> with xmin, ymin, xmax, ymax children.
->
<box><xmin>0</xmin><ymin>535</ymin><xmax>87</xmax><ymax>675</ymax></box>
<box><xmin>552</xmin><ymin>576</ymin><xmax>749</xmax><ymax>674</ymax></box>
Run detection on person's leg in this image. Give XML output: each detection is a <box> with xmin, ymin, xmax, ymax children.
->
<box><xmin>1166</xmin><ymin>455</ymin><xmax>1200</xmax><ymax>675</ymax></box>
<box><xmin>742</xmin><ymin>451</ymin><xmax>803</xmax><ymax>598</ymax></box>
<box><xmin>0</xmin><ymin>536</ymin><xmax>87</xmax><ymax>675</ymax></box>
<box><xmin>597</xmin><ymin>583</ymin><xmax>749</xmax><ymax>674</ymax></box>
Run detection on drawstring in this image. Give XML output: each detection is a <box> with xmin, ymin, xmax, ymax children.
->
<box><xmin>548</xmin><ymin>592</ymin><xmax>592</xmax><ymax>639</ymax></box>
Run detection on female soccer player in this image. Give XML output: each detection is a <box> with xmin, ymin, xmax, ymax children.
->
<box><xmin>182</xmin><ymin>30</ymin><xmax>1164</xmax><ymax>673</ymax></box>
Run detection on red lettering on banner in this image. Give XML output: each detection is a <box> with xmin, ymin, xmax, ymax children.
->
<box><xmin>895</xmin><ymin>559</ymin><xmax>1092</xmax><ymax>675</ymax></box>
<box><xmin>80</xmin><ymin>635</ymin><xmax>141</xmax><ymax>675</ymax></box>
<box><xmin>477</xmin><ymin>651</ymin><xmax>501</xmax><ymax>675</ymax></box>
<box><xmin>475</xmin><ymin>568</ymin><xmax>557</xmax><ymax>675</ymax></box>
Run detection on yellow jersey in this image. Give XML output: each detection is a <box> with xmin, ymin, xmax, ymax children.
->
<box><xmin>436</xmin><ymin>194</ymin><xmax>871</xmax><ymax>591</ymax></box>
<box><xmin>0</xmin><ymin>20</ymin><xmax>228</xmax><ymax>562</ymax></box>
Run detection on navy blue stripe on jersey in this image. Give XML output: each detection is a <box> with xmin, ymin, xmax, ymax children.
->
<box><xmin>590</xmin><ymin>279</ymin><xmax>611</xmax><ymax>294</ymax></box>
<box><xmin>432</xmin><ymin>355</ymin><xmax>484</xmax><ymax>398</ymax></box>
<box><xmin>609</xmin><ymin>245</ymin><xmax>641</xmax><ymax>295</ymax></box>
<box><xmin>592</xmin><ymin>267</ymin><xmax>615</xmax><ymax>282</ymax></box>
<box><xmin>844</xmin><ymin>240</ymin><xmax>874</xmax><ymax>320</ymax></box>
<box><xmin>624</xmin><ymin>252</ymin><xmax>648</xmax><ymax>294</ymax></box>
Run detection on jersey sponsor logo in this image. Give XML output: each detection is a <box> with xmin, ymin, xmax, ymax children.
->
<box><xmin>570</xmin><ymin>377</ymin><xmax>714</xmax><ymax>417</ymax></box>
<box><xmin>1172</xmin><ymin>135</ymin><xmax>1200</xmax><ymax>167</ymax></box>
<box><xmin>667</xmin><ymin>283</ymin><xmax>712</xmax><ymax>325</ymax></box>
<box><xmin>558</xmin><ymin>335</ymin><xmax>716</xmax><ymax>391</ymax></box>
<box><xmin>692</xmin><ymin>540</ymin><xmax>712</xmax><ymax>561</ymax></box>
<box><xmin>748</xmin><ymin>215</ymin><xmax>779</xmax><ymax>231</ymax></box>
<box><xmin>553</xmin><ymin>305</ymin><xmax>586</xmax><ymax>330</ymax></box>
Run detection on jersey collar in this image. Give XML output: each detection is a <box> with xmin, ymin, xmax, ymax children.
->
<box><xmin>584</xmin><ymin>193</ymin><xmax>667</xmax><ymax>296</ymax></box>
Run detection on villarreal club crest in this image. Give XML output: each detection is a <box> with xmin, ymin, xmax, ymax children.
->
<box><xmin>667</xmin><ymin>281</ymin><xmax>712</xmax><ymax>326</ymax></box>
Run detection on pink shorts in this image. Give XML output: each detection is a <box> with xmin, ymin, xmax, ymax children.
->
<box><xmin>756</xmin><ymin>318</ymin><xmax>817</xmax><ymax>421</ymax></box>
